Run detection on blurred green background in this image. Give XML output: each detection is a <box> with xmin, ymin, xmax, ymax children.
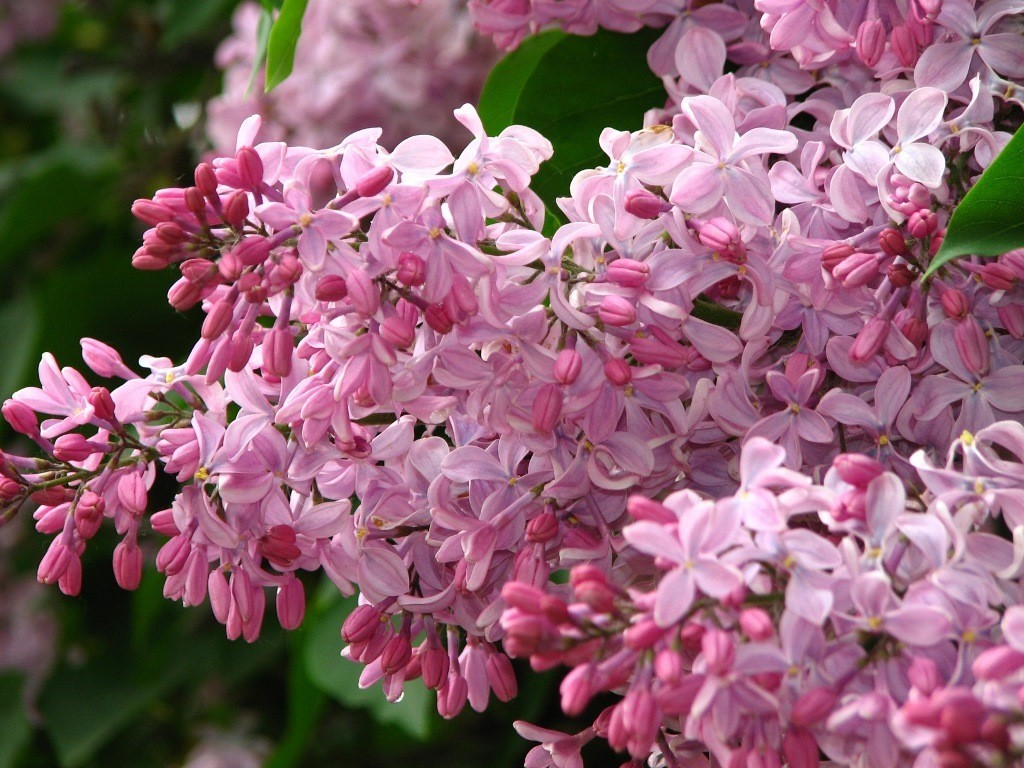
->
<box><xmin>0</xmin><ymin>3</ymin><xmax>582</xmax><ymax>766</ymax></box>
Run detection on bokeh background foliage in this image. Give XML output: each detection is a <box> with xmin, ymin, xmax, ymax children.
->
<box><xmin>0</xmin><ymin>3</ymin><xmax>575</xmax><ymax>766</ymax></box>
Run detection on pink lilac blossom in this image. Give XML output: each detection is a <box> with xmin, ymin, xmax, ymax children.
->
<box><xmin>4</xmin><ymin>1</ymin><xmax>1024</xmax><ymax>767</ymax></box>
<box><xmin>207</xmin><ymin>0</ymin><xmax>499</xmax><ymax>152</ymax></box>
<box><xmin>0</xmin><ymin>0</ymin><xmax>61</xmax><ymax>59</ymax></box>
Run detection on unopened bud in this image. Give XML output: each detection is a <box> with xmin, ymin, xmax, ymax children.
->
<box><xmin>856</xmin><ymin>19</ymin><xmax>886</xmax><ymax>67</ymax></box>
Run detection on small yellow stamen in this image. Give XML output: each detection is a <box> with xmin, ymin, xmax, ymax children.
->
<box><xmin>962</xmin><ymin>629</ymin><xmax>977</xmax><ymax>643</ymax></box>
<box><xmin>789</xmin><ymin>403</ymin><xmax>801</xmax><ymax>414</ymax></box>
<box><xmin>428</xmin><ymin>227</ymin><xmax>442</xmax><ymax>239</ymax></box>
<box><xmin>467</xmin><ymin>161</ymin><xmax>480</xmax><ymax>176</ymax></box>
<box><xmin>878</xmin><ymin>435</ymin><xmax>890</xmax><ymax>446</ymax></box>
<box><xmin>961</xmin><ymin>430</ymin><xmax>975</xmax><ymax>446</ymax></box>
<box><xmin>867</xmin><ymin>616</ymin><xmax>883</xmax><ymax>630</ymax></box>
<box><xmin>194</xmin><ymin>466</ymin><xmax>209</xmax><ymax>481</ymax></box>
<box><xmin>299</xmin><ymin>213</ymin><xmax>314</xmax><ymax>227</ymax></box>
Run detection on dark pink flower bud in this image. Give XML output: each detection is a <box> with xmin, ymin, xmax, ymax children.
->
<box><xmin>156</xmin><ymin>534</ymin><xmax>191</xmax><ymax>575</ymax></box>
<box><xmin>311</xmin><ymin>275</ymin><xmax>346</xmax><ymax>303</ymax></box>
<box><xmin>598</xmin><ymin>295</ymin><xmax>637</xmax><ymax>327</ymax></box>
<box><xmin>606</xmin><ymin>258</ymin><xmax>650</xmax><ymax>288</ymax></box>
<box><xmin>701</xmin><ymin>629</ymin><xmax>735</xmax><ymax>676</ymax></box>
<box><xmin>439</xmin><ymin>673</ymin><xmax>468</xmax><ymax>719</ymax></box>
<box><xmin>624</xmin><ymin>619</ymin><xmax>665</xmax><ymax>650</ymax></box>
<box><xmin>222</xmin><ymin>190</ymin><xmax>250</xmax><ymax>229</ymax></box>
<box><xmin>155</xmin><ymin>221</ymin><xmax>187</xmax><ymax>245</ymax></box>
<box><xmin>167</xmin><ymin>278</ymin><xmax>203</xmax><ymax>311</ymax></box>
<box><xmin>194</xmin><ymin>162</ymin><xmax>219</xmax><ymax>197</ymax></box>
<box><xmin>342</xmin><ymin>604</ymin><xmax>384</xmax><ymax>644</ymax></box>
<box><xmin>202</xmin><ymin>568</ymin><xmax>228</xmax><ymax>625</ymax></box>
<box><xmin>917</xmin><ymin>0</ymin><xmax>942</xmax><ymax>21</ymax></box>
<box><xmin>131</xmin><ymin>246</ymin><xmax>171</xmax><ymax>271</ymax></box>
<box><xmin>117</xmin><ymin>472</ymin><xmax>148</xmax><ymax>515</ymax></box>
<box><xmin>180</xmin><ymin>258</ymin><xmax>218</xmax><ymax>284</ymax></box>
<box><xmin>0</xmin><ymin>477</ymin><xmax>22</xmax><ymax>501</ymax></box>
<box><xmin>382</xmin><ymin>633</ymin><xmax>413</xmax><ymax>674</ymax></box>
<box><xmin>532</xmin><ymin>383</ymin><xmax>563</xmax><ymax>433</ymax></box>
<box><xmin>782</xmin><ymin>728</ymin><xmax>819</xmax><ymax>768</ymax></box>
<box><xmin>486</xmin><ymin>652</ymin><xmax>517</xmax><ymax>702</ymax></box>
<box><xmin>421</xmin><ymin>644</ymin><xmax>449</xmax><ymax>690</ymax></box>
<box><xmin>271</xmin><ymin>253</ymin><xmax>302</xmax><ymax>288</ymax></box>
<box><xmin>31</xmin><ymin>487</ymin><xmax>73</xmax><ymax>506</ymax></box>
<box><xmin>738</xmin><ymin>608</ymin><xmax>774</xmax><ymax>641</ymax></box>
<box><xmin>202</xmin><ymin>299</ymin><xmax>236</xmax><ymax>340</ymax></box>
<box><xmin>58</xmin><ymin>556</ymin><xmax>83</xmax><ymax>596</ymax></box>
<box><xmin>396</xmin><ymin>252</ymin><xmax>426</xmax><ymax>287</ymax></box>
<box><xmin>261</xmin><ymin>524</ymin><xmax>301</xmax><ymax>568</ymax></box>
<box><xmin>833</xmin><ymin>251</ymin><xmax>879</xmax><ymax>288</ymax></box>
<box><xmin>1002</xmin><ymin>248</ymin><xmax>1024</xmax><ymax>279</ymax></box>
<box><xmin>236</xmin><ymin>146</ymin><xmax>264</xmax><ymax>190</ymax></box>
<box><xmin>501</xmin><ymin>582</ymin><xmax>546</xmax><ymax>614</ymax></box>
<box><xmin>346</xmin><ymin>270</ymin><xmax>380</xmax><ymax>317</ymax></box>
<box><xmin>998</xmin><ymin>303</ymin><xmax>1024</xmax><ymax>338</ymax></box>
<box><xmin>981</xmin><ymin>716</ymin><xmax>1010</xmax><ymax>751</ymax></box>
<box><xmin>654</xmin><ymin>648</ymin><xmax>681</xmax><ymax>684</ymax></box>
<box><xmin>907</xmin><ymin>656</ymin><xmax>941</xmax><ymax>695</ymax></box>
<box><xmin>604</xmin><ymin>357</ymin><xmax>632</xmax><ymax>386</ymax></box>
<box><xmin>939</xmin><ymin>692</ymin><xmax>985</xmax><ymax>744</ymax></box>
<box><xmin>973</xmin><ymin>644</ymin><xmax>1024</xmax><ymax>680</ymax></box>
<box><xmin>856</xmin><ymin>19</ymin><xmax>886</xmax><ymax>67</ymax></box>
<box><xmin>698</xmin><ymin>216</ymin><xmax>741</xmax><ymax>254</ymax></box>
<box><xmin>879</xmin><ymin>228</ymin><xmax>907</xmax><ymax>257</ymax></box>
<box><xmin>560</xmin><ymin>664</ymin><xmax>597</xmax><ymax>716</ymax></box>
<box><xmin>356</xmin><ymin>165</ymin><xmax>394</xmax><ymax>198</ymax></box>
<box><xmin>113</xmin><ymin>539</ymin><xmax>143</xmax><ymax>590</ymax></box>
<box><xmin>275</xmin><ymin>577</ymin><xmax>304</xmax><ymax>630</ymax></box>
<box><xmin>449</xmin><ymin>273</ymin><xmax>479</xmax><ymax>318</ymax></box>
<box><xmin>380</xmin><ymin>315</ymin><xmax>415</xmax><ymax>349</ymax></box>
<box><xmin>941</xmin><ymin>289</ymin><xmax>970</xmax><ymax>320</ymax></box>
<box><xmin>929</xmin><ymin>228</ymin><xmax>945</xmax><ymax>256</ymax></box>
<box><xmin>623</xmin><ymin>189</ymin><xmax>670</xmax><ymax>219</ymax></box>
<box><xmin>553</xmin><ymin>349</ymin><xmax>582</xmax><ymax>385</ymax></box>
<box><xmin>898</xmin><ymin>313</ymin><xmax>929</xmax><ymax>346</ymax></box>
<box><xmin>821</xmin><ymin>243</ymin><xmax>855</xmax><ymax>273</ymax></box>
<box><xmin>980</xmin><ymin>263</ymin><xmax>1015</xmax><ymax>292</ymax></box>
<box><xmin>228</xmin><ymin>331</ymin><xmax>255</xmax><ymax>371</ymax></box>
<box><xmin>424</xmin><ymin>303</ymin><xmax>454</xmax><ymax>334</ymax></box>
<box><xmin>132</xmin><ymin>199</ymin><xmax>176</xmax><ymax>226</ymax></box>
<box><xmin>908</xmin><ymin>209</ymin><xmax>938</xmax><ymax>239</ymax></box>
<box><xmin>887</xmin><ymin>263</ymin><xmax>916</xmax><ymax>287</ymax></box>
<box><xmin>954</xmin><ymin>317</ymin><xmax>989</xmax><ymax>375</ymax></box>
<box><xmin>233</xmin><ymin>236</ymin><xmax>272</xmax><ymax>267</ymax></box>
<box><xmin>849</xmin><ymin>317</ymin><xmax>888</xmax><ymax>363</ymax></box>
<box><xmin>901</xmin><ymin>698</ymin><xmax>941</xmax><ymax>727</ymax></box>
<box><xmin>3</xmin><ymin>400</ymin><xmax>38</xmax><ymax>435</ymax></box>
<box><xmin>833</xmin><ymin>453</ymin><xmax>884</xmax><ymax>486</ymax></box>
<box><xmin>791</xmin><ymin>688</ymin><xmax>836</xmax><ymax>727</ymax></box>
<box><xmin>890</xmin><ymin>25</ymin><xmax>918</xmax><ymax>67</ymax></box>
<box><xmin>37</xmin><ymin>538</ymin><xmax>73</xmax><ymax>585</ymax></box>
<box><xmin>262</xmin><ymin>327</ymin><xmax>293</xmax><ymax>377</ymax></box>
<box><xmin>184</xmin><ymin>187</ymin><xmax>209</xmax><ymax>224</ymax></box>
<box><xmin>88</xmin><ymin>387</ymin><xmax>117</xmax><ymax>422</ymax></box>
<box><xmin>627</xmin><ymin>495</ymin><xmax>674</xmax><ymax>524</ymax></box>
<box><xmin>526</xmin><ymin>512</ymin><xmax>558</xmax><ymax>543</ymax></box>
<box><xmin>53</xmin><ymin>433</ymin><xmax>98</xmax><ymax>463</ymax></box>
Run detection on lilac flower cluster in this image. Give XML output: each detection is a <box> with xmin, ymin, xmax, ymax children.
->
<box><xmin>3</xmin><ymin>1</ymin><xmax>1024</xmax><ymax>766</ymax></box>
<box><xmin>207</xmin><ymin>0</ymin><xmax>498</xmax><ymax>152</ymax></box>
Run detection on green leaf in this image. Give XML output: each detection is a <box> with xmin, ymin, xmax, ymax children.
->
<box><xmin>160</xmin><ymin>0</ymin><xmax>238</xmax><ymax>50</ymax></box>
<box><xmin>0</xmin><ymin>674</ymin><xmax>31</xmax><ymax>768</ymax></box>
<box><xmin>264</xmin><ymin>633</ymin><xmax>327</xmax><ymax>768</ymax></box>
<box><xmin>247</xmin><ymin>8</ymin><xmax>275</xmax><ymax>96</ymax></box>
<box><xmin>925</xmin><ymin>124</ymin><xmax>1024</xmax><ymax>278</ymax></box>
<box><xmin>0</xmin><ymin>293</ymin><xmax>39</xmax><ymax>397</ymax></box>
<box><xmin>264</xmin><ymin>0</ymin><xmax>309</xmax><ymax>92</ymax></box>
<box><xmin>489</xmin><ymin>28</ymin><xmax>664</xmax><ymax>218</ymax></box>
<box><xmin>39</xmin><ymin>653</ymin><xmax>180</xmax><ymax>767</ymax></box>
<box><xmin>477</xmin><ymin>29</ymin><xmax>566</xmax><ymax>136</ymax></box>
<box><xmin>303</xmin><ymin>585</ymin><xmax>435</xmax><ymax>739</ymax></box>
